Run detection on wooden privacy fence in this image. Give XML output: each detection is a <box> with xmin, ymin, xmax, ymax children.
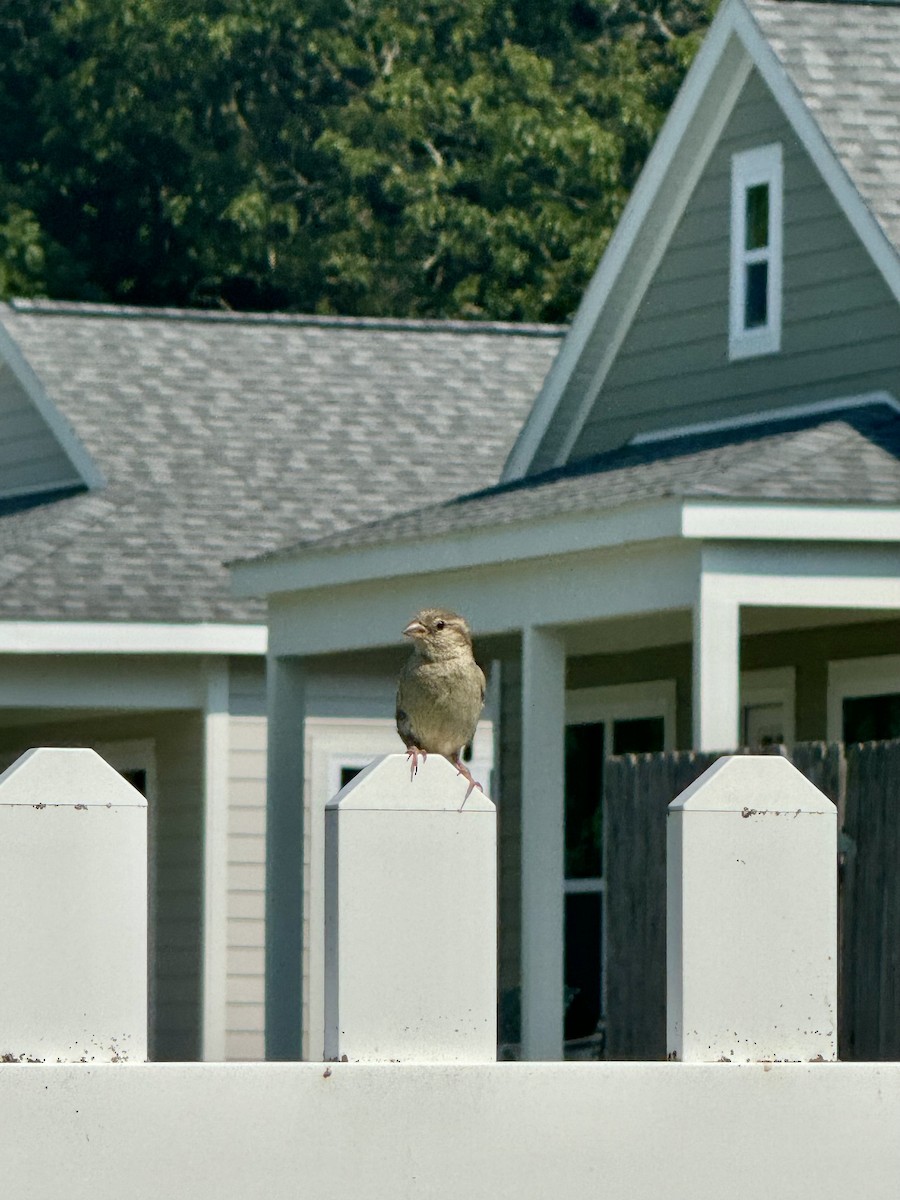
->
<box><xmin>604</xmin><ymin>737</ymin><xmax>900</xmax><ymax>1061</ymax></box>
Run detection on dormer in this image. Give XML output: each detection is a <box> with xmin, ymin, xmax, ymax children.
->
<box><xmin>0</xmin><ymin>315</ymin><xmax>101</xmax><ymax>512</ymax></box>
<box><xmin>503</xmin><ymin>0</ymin><xmax>900</xmax><ymax>480</ymax></box>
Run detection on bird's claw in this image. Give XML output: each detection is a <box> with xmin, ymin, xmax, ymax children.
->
<box><xmin>406</xmin><ymin>746</ymin><xmax>427</xmax><ymax>781</ymax></box>
<box><xmin>454</xmin><ymin>760</ymin><xmax>483</xmax><ymax>810</ymax></box>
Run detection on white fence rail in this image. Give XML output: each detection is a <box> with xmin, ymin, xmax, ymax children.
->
<box><xmin>1</xmin><ymin>750</ymin><xmax>899</xmax><ymax>1199</ymax></box>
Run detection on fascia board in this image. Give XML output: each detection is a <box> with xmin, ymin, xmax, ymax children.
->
<box><xmin>0</xmin><ymin>320</ymin><xmax>105</xmax><ymax>492</ymax></box>
<box><xmin>500</xmin><ymin>0</ymin><xmax>748</xmax><ymax>482</ymax></box>
<box><xmin>231</xmin><ymin>498</ymin><xmax>685</xmax><ymax>598</ymax></box>
<box><xmin>0</xmin><ymin>622</ymin><xmax>267</xmax><ymax>655</ymax></box>
<box><xmin>682</xmin><ymin>500</ymin><xmax>900</xmax><ymax>543</ymax></box>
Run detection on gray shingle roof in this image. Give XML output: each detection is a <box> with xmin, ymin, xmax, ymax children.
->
<box><xmin>271</xmin><ymin>402</ymin><xmax>900</xmax><ymax>557</ymax></box>
<box><xmin>0</xmin><ymin>301</ymin><xmax>562</xmax><ymax>622</ymax></box>
<box><xmin>748</xmin><ymin>0</ymin><xmax>900</xmax><ymax>251</ymax></box>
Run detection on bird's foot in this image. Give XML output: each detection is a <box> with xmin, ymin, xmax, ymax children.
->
<box><xmin>406</xmin><ymin>746</ymin><xmax>427</xmax><ymax>780</ymax></box>
<box><xmin>453</xmin><ymin>758</ymin><xmax>483</xmax><ymax>810</ymax></box>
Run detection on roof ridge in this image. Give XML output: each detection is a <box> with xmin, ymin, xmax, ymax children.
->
<box><xmin>4</xmin><ymin>298</ymin><xmax>565</xmax><ymax>338</ymax></box>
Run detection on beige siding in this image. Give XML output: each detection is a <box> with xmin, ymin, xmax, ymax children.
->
<box><xmin>225</xmin><ymin>659</ymin><xmax>267</xmax><ymax>1061</ymax></box>
<box><xmin>225</xmin><ymin>714</ymin><xmax>267</xmax><ymax>1061</ymax></box>
<box><xmin>569</xmin><ymin>69</ymin><xmax>900</xmax><ymax>459</ymax></box>
<box><xmin>0</xmin><ymin>709</ymin><xmax>203</xmax><ymax>1061</ymax></box>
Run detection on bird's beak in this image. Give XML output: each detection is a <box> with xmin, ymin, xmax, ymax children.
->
<box><xmin>403</xmin><ymin>620</ymin><xmax>426</xmax><ymax>639</ymax></box>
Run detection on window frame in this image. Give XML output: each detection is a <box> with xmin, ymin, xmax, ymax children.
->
<box><xmin>827</xmin><ymin>654</ymin><xmax>900</xmax><ymax>742</ymax></box>
<box><xmin>563</xmin><ymin>680</ymin><xmax>676</xmax><ymax>1049</ymax></box>
<box><xmin>729</xmin><ymin>143</ymin><xmax>783</xmax><ymax>361</ymax></box>
<box><xmin>740</xmin><ymin>666</ymin><xmax>796</xmax><ymax>749</ymax></box>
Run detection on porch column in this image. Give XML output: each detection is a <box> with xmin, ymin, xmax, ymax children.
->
<box><xmin>201</xmin><ymin>656</ymin><xmax>230</xmax><ymax>1061</ymax></box>
<box><xmin>692</xmin><ymin>575</ymin><xmax>741</xmax><ymax>751</ymax></box>
<box><xmin>520</xmin><ymin>624</ymin><xmax>566</xmax><ymax>1061</ymax></box>
<box><xmin>265</xmin><ymin>654</ymin><xmax>307</xmax><ymax>1060</ymax></box>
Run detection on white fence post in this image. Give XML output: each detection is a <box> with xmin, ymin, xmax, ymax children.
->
<box><xmin>324</xmin><ymin>753</ymin><xmax>496</xmax><ymax>1063</ymax></box>
<box><xmin>0</xmin><ymin>748</ymin><xmax>148</xmax><ymax>1063</ymax></box>
<box><xmin>667</xmin><ymin>755</ymin><xmax>837</xmax><ymax>1063</ymax></box>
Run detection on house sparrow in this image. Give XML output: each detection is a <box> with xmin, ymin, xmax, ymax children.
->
<box><xmin>396</xmin><ymin>608</ymin><xmax>486</xmax><ymax>797</ymax></box>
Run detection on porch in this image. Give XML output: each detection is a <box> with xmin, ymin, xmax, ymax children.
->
<box><xmin>240</xmin><ymin>509</ymin><xmax>900</xmax><ymax>1062</ymax></box>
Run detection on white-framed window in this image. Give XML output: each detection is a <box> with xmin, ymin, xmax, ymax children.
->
<box><xmin>729</xmin><ymin>143</ymin><xmax>783</xmax><ymax>360</ymax></box>
<box><xmin>741</xmin><ymin>666</ymin><xmax>795</xmax><ymax>749</ymax></box>
<box><xmin>563</xmin><ymin>681</ymin><xmax>675</xmax><ymax>1054</ymax></box>
<box><xmin>827</xmin><ymin>655</ymin><xmax>900</xmax><ymax>743</ymax></box>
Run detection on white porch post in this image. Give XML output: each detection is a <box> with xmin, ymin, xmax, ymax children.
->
<box><xmin>692</xmin><ymin>572</ymin><xmax>741</xmax><ymax>751</ymax></box>
<box><xmin>265</xmin><ymin>654</ymin><xmax>307</xmax><ymax>1060</ymax></box>
<box><xmin>200</xmin><ymin>656</ymin><xmax>230</xmax><ymax>1061</ymax></box>
<box><xmin>520</xmin><ymin>624</ymin><xmax>566</xmax><ymax>1061</ymax></box>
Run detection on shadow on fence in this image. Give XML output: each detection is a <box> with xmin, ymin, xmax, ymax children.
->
<box><xmin>604</xmin><ymin>738</ymin><xmax>900</xmax><ymax>1062</ymax></box>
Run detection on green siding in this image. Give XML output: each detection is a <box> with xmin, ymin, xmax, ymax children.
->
<box><xmin>569</xmin><ymin>69</ymin><xmax>900</xmax><ymax>460</ymax></box>
<box><xmin>0</xmin><ymin>361</ymin><xmax>83</xmax><ymax>497</ymax></box>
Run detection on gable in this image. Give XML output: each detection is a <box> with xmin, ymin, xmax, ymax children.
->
<box><xmin>568</xmin><ymin>69</ymin><xmax>900</xmax><ymax>460</ymax></box>
<box><xmin>503</xmin><ymin>0</ymin><xmax>900</xmax><ymax>482</ymax></box>
<box><xmin>0</xmin><ymin>321</ymin><xmax>100</xmax><ymax>506</ymax></box>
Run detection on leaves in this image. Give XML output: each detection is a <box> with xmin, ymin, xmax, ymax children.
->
<box><xmin>0</xmin><ymin>0</ymin><xmax>715</xmax><ymax>319</ymax></box>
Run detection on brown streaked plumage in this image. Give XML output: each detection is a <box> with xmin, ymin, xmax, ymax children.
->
<box><xmin>396</xmin><ymin>608</ymin><xmax>486</xmax><ymax>796</ymax></box>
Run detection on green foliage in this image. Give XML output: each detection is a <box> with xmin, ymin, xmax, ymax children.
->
<box><xmin>0</xmin><ymin>0</ymin><xmax>715</xmax><ymax>320</ymax></box>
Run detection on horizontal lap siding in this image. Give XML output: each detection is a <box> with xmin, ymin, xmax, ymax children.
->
<box><xmin>570</xmin><ymin>69</ymin><xmax>900</xmax><ymax>459</ymax></box>
<box><xmin>226</xmin><ymin>660</ymin><xmax>267</xmax><ymax>1061</ymax></box>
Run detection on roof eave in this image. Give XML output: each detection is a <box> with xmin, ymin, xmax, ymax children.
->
<box><xmin>231</xmin><ymin>495</ymin><xmax>900</xmax><ymax>601</ymax></box>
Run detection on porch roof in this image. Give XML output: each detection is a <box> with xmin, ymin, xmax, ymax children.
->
<box><xmin>234</xmin><ymin>398</ymin><xmax>900</xmax><ymax>594</ymax></box>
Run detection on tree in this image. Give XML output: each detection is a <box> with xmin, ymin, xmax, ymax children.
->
<box><xmin>0</xmin><ymin>0</ymin><xmax>715</xmax><ymax>320</ymax></box>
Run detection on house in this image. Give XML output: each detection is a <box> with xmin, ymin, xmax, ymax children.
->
<box><xmin>232</xmin><ymin>0</ymin><xmax>900</xmax><ymax>1062</ymax></box>
<box><xmin>0</xmin><ymin>299</ymin><xmax>561</xmax><ymax>1061</ymax></box>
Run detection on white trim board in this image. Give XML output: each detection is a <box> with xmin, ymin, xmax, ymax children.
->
<box><xmin>0</xmin><ymin>622</ymin><xmax>266</xmax><ymax>655</ymax></box>
<box><xmin>500</xmin><ymin>0</ymin><xmax>900</xmax><ymax>481</ymax></box>
<box><xmin>631</xmin><ymin>391</ymin><xmax>900</xmax><ymax>445</ymax></box>
<box><xmin>240</xmin><ymin>495</ymin><xmax>900</xmax><ymax>610</ymax></box>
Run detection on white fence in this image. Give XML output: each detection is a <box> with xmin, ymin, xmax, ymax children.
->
<box><xmin>1</xmin><ymin>749</ymin><xmax>899</xmax><ymax>1199</ymax></box>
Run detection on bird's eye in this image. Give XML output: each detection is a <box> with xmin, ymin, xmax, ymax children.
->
<box><xmin>434</xmin><ymin>619</ymin><xmax>445</xmax><ymax>630</ymax></box>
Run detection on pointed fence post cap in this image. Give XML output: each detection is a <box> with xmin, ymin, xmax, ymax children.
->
<box><xmin>669</xmin><ymin>754</ymin><xmax>835</xmax><ymax>814</ymax></box>
<box><xmin>326</xmin><ymin>753</ymin><xmax>494</xmax><ymax>812</ymax></box>
<box><xmin>0</xmin><ymin>747</ymin><xmax>147</xmax><ymax>807</ymax></box>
